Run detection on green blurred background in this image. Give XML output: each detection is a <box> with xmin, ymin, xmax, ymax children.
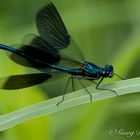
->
<box><xmin>0</xmin><ymin>0</ymin><xmax>140</xmax><ymax>140</ymax></box>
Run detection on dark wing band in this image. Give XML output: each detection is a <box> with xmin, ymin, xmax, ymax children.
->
<box><xmin>36</xmin><ymin>2</ymin><xmax>70</xmax><ymax>49</ymax></box>
<box><xmin>0</xmin><ymin>73</ymin><xmax>51</xmax><ymax>90</ymax></box>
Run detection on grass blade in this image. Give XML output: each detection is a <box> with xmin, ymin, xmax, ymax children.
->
<box><xmin>0</xmin><ymin>77</ymin><xmax>140</xmax><ymax>131</ymax></box>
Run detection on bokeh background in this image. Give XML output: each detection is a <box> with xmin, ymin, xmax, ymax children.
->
<box><xmin>0</xmin><ymin>0</ymin><xmax>140</xmax><ymax>140</ymax></box>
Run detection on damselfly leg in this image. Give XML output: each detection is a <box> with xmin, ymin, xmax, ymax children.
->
<box><xmin>90</xmin><ymin>77</ymin><xmax>118</xmax><ymax>96</ymax></box>
<box><xmin>57</xmin><ymin>75</ymin><xmax>74</xmax><ymax>106</ymax></box>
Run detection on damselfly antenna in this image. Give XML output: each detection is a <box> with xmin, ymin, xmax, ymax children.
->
<box><xmin>114</xmin><ymin>73</ymin><xmax>124</xmax><ymax>80</ymax></box>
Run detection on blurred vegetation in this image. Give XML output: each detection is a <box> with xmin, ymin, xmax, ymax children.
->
<box><xmin>0</xmin><ymin>0</ymin><xmax>140</xmax><ymax>140</ymax></box>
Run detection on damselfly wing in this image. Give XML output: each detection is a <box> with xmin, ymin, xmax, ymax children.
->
<box><xmin>0</xmin><ymin>2</ymin><xmax>86</xmax><ymax>90</ymax></box>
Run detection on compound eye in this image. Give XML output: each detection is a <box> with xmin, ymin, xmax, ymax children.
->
<box><xmin>102</xmin><ymin>70</ymin><xmax>106</xmax><ymax>75</ymax></box>
<box><xmin>109</xmin><ymin>72</ymin><xmax>113</xmax><ymax>76</ymax></box>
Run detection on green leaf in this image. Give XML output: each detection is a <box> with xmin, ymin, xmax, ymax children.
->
<box><xmin>0</xmin><ymin>77</ymin><xmax>140</xmax><ymax>131</ymax></box>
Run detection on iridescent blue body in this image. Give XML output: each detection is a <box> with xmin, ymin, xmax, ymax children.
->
<box><xmin>50</xmin><ymin>62</ymin><xmax>113</xmax><ymax>80</ymax></box>
<box><xmin>0</xmin><ymin>44</ymin><xmax>113</xmax><ymax>81</ymax></box>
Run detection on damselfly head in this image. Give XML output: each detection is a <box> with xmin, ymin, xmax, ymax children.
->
<box><xmin>102</xmin><ymin>65</ymin><xmax>113</xmax><ymax>78</ymax></box>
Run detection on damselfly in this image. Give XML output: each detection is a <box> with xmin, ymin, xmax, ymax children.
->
<box><xmin>0</xmin><ymin>2</ymin><xmax>122</xmax><ymax>105</ymax></box>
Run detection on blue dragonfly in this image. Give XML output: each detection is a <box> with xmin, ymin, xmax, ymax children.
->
<box><xmin>0</xmin><ymin>2</ymin><xmax>122</xmax><ymax>105</ymax></box>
